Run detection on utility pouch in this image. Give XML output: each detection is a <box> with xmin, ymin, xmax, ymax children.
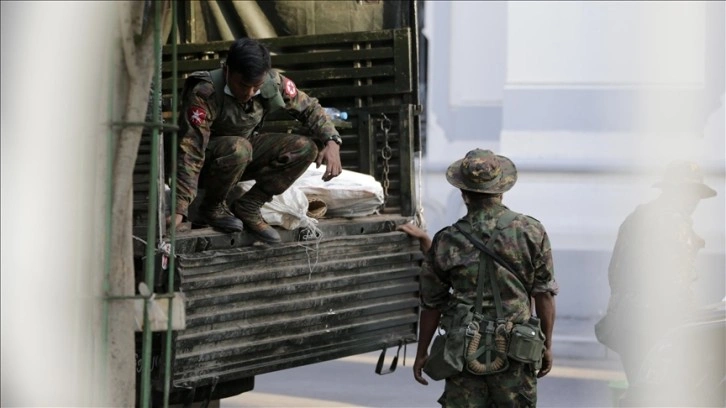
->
<box><xmin>423</xmin><ymin>304</ymin><xmax>473</xmax><ymax>381</ymax></box>
<box><xmin>508</xmin><ymin>316</ymin><xmax>546</xmax><ymax>364</ymax></box>
<box><xmin>423</xmin><ymin>327</ymin><xmax>467</xmax><ymax>381</ymax></box>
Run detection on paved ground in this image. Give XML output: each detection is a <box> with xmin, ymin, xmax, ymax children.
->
<box><xmin>221</xmin><ymin>317</ymin><xmax>627</xmax><ymax>408</ymax></box>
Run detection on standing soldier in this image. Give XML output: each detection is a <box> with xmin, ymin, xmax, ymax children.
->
<box><xmin>399</xmin><ymin>149</ymin><xmax>558</xmax><ymax>407</ymax></box>
<box><xmin>168</xmin><ymin>38</ymin><xmax>344</xmax><ymax>243</ymax></box>
<box><xmin>596</xmin><ymin>160</ymin><xmax>718</xmax><ymax>385</ymax></box>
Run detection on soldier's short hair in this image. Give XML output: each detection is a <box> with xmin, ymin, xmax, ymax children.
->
<box><xmin>226</xmin><ymin>38</ymin><xmax>271</xmax><ymax>80</ymax></box>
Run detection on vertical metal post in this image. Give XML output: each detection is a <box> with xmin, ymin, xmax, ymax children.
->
<box><xmin>163</xmin><ymin>1</ymin><xmax>179</xmax><ymax>406</ymax></box>
<box><xmin>140</xmin><ymin>1</ymin><xmax>163</xmax><ymax>407</ymax></box>
<box><xmin>102</xmin><ymin>36</ymin><xmax>117</xmax><ymax>406</ymax></box>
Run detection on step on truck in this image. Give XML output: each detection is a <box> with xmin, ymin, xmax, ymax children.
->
<box><xmin>131</xmin><ymin>1</ymin><xmax>426</xmax><ymax>405</ymax></box>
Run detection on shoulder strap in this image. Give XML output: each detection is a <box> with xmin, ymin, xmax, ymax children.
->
<box><xmin>454</xmin><ymin>210</ymin><xmax>520</xmax><ymax>321</ymax></box>
<box><xmin>260</xmin><ymin>71</ymin><xmax>285</xmax><ymax>113</ymax></box>
<box><xmin>454</xmin><ymin>212</ymin><xmax>519</xmax><ymax>276</ymax></box>
<box><xmin>209</xmin><ymin>68</ymin><xmax>226</xmax><ymax>110</ymax></box>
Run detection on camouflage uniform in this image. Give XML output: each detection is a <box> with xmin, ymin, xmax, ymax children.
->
<box><xmin>599</xmin><ymin>160</ymin><xmax>717</xmax><ymax>383</ymax></box>
<box><xmin>175</xmin><ymin>68</ymin><xmax>340</xmax><ymax>220</ymax></box>
<box><xmin>604</xmin><ymin>200</ymin><xmax>705</xmax><ymax>381</ymax></box>
<box><xmin>420</xmin><ymin>199</ymin><xmax>558</xmax><ymax>407</ymax></box>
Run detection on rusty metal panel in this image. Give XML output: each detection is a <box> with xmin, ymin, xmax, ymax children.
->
<box><xmin>170</xmin><ymin>229</ymin><xmax>422</xmax><ymax>388</ymax></box>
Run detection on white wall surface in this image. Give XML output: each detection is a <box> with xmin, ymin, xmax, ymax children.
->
<box><xmin>507</xmin><ymin>1</ymin><xmax>705</xmax><ymax>85</ymax></box>
<box><xmin>420</xmin><ymin>0</ymin><xmax>725</xmax><ymax>319</ymax></box>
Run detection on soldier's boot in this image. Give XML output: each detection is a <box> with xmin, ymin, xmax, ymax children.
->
<box><xmin>198</xmin><ymin>200</ymin><xmax>244</xmax><ymax>232</ymax></box>
<box><xmin>232</xmin><ymin>186</ymin><xmax>281</xmax><ymax>243</ymax></box>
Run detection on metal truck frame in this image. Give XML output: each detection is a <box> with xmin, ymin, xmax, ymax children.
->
<box><xmin>131</xmin><ymin>1</ymin><xmax>425</xmax><ymax>405</ymax></box>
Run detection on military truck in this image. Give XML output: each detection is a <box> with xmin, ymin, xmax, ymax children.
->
<box><xmin>131</xmin><ymin>1</ymin><xmax>426</xmax><ymax>404</ymax></box>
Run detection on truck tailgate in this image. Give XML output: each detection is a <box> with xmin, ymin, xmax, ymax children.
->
<box><xmin>170</xmin><ymin>216</ymin><xmax>421</xmax><ymax>387</ymax></box>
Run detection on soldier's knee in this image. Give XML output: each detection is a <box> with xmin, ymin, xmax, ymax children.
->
<box><xmin>233</xmin><ymin>138</ymin><xmax>253</xmax><ymax>161</ymax></box>
<box><xmin>213</xmin><ymin>138</ymin><xmax>253</xmax><ymax>170</ymax></box>
<box><xmin>288</xmin><ymin>136</ymin><xmax>318</xmax><ymax>163</ymax></box>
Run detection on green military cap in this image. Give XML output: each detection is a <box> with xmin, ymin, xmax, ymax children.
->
<box><xmin>653</xmin><ymin>160</ymin><xmax>717</xmax><ymax>198</ymax></box>
<box><xmin>446</xmin><ymin>149</ymin><xmax>517</xmax><ymax>194</ymax></box>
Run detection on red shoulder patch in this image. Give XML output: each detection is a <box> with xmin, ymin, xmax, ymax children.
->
<box><xmin>187</xmin><ymin>106</ymin><xmax>207</xmax><ymax>127</ymax></box>
<box><xmin>283</xmin><ymin>77</ymin><xmax>298</xmax><ymax>98</ymax></box>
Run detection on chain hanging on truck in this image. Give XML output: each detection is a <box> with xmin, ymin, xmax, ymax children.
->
<box><xmin>379</xmin><ymin>114</ymin><xmax>393</xmax><ymax>206</ymax></box>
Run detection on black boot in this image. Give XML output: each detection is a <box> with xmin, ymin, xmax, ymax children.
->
<box><xmin>232</xmin><ymin>186</ymin><xmax>281</xmax><ymax>243</ymax></box>
<box><xmin>198</xmin><ymin>201</ymin><xmax>244</xmax><ymax>232</ymax></box>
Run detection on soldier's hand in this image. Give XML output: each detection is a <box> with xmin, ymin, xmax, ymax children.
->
<box><xmin>537</xmin><ymin>348</ymin><xmax>553</xmax><ymax>378</ymax></box>
<box><xmin>397</xmin><ymin>222</ymin><xmax>432</xmax><ymax>253</ymax></box>
<box><xmin>316</xmin><ymin>141</ymin><xmax>342</xmax><ymax>181</ymax></box>
<box><xmin>413</xmin><ymin>353</ymin><xmax>429</xmax><ymax>386</ymax></box>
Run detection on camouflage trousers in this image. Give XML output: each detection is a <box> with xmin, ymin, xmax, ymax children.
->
<box><xmin>438</xmin><ymin>360</ymin><xmax>537</xmax><ymax>408</ymax></box>
<box><xmin>199</xmin><ymin>133</ymin><xmax>318</xmax><ymax>204</ymax></box>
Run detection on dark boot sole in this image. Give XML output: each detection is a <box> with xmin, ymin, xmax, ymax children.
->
<box><xmin>244</xmin><ymin>226</ymin><xmax>281</xmax><ymax>243</ymax></box>
<box><xmin>199</xmin><ymin>218</ymin><xmax>244</xmax><ymax>233</ymax></box>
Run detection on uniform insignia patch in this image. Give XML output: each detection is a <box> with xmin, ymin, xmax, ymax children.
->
<box><xmin>283</xmin><ymin>77</ymin><xmax>298</xmax><ymax>98</ymax></box>
<box><xmin>188</xmin><ymin>106</ymin><xmax>206</xmax><ymax>127</ymax></box>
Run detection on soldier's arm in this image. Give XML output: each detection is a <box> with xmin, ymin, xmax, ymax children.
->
<box><xmin>175</xmin><ymin>82</ymin><xmax>215</xmax><ymax>220</ymax></box>
<box><xmin>414</xmin><ymin>307</ymin><xmax>440</xmax><ymax>386</ymax></box>
<box><xmin>531</xmin><ymin>228</ymin><xmax>558</xmax><ymax>378</ymax></box>
<box><xmin>397</xmin><ymin>222</ymin><xmax>433</xmax><ymax>253</ymax></box>
<box><xmin>414</xmin><ymin>236</ymin><xmax>448</xmax><ymax>385</ymax></box>
<box><xmin>534</xmin><ymin>291</ymin><xmax>556</xmax><ymax>378</ymax></box>
<box><xmin>276</xmin><ymin>71</ymin><xmax>342</xmax><ymax>180</ymax></box>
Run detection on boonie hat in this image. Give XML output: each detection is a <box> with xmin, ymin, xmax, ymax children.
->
<box><xmin>653</xmin><ymin>160</ymin><xmax>717</xmax><ymax>199</ymax></box>
<box><xmin>446</xmin><ymin>149</ymin><xmax>517</xmax><ymax>194</ymax></box>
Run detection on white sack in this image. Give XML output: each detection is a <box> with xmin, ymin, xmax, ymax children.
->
<box><xmin>294</xmin><ymin>164</ymin><xmax>384</xmax><ymax>217</ymax></box>
<box><xmin>230</xmin><ymin>181</ymin><xmax>316</xmax><ymax>230</ymax></box>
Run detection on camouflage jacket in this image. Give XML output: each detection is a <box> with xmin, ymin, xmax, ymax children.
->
<box><xmin>420</xmin><ymin>200</ymin><xmax>558</xmax><ymax>324</ymax></box>
<box><xmin>606</xmin><ymin>199</ymin><xmax>703</xmax><ymax>316</ymax></box>
<box><xmin>174</xmin><ymin>69</ymin><xmax>340</xmax><ymax>217</ymax></box>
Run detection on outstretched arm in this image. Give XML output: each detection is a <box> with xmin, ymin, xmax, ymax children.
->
<box><xmin>397</xmin><ymin>222</ymin><xmax>432</xmax><ymax>253</ymax></box>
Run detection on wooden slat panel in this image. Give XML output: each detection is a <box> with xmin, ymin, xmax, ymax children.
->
<box><xmin>259</xmin><ymin>29</ymin><xmax>401</xmax><ymax>49</ymax></box>
<box><xmin>302</xmin><ymin>83</ymin><xmax>410</xmax><ymax>99</ymax></box>
<box><xmin>161</xmin><ymin>66</ymin><xmax>395</xmax><ymax>93</ymax></box>
<box><xmin>164</xmin><ymin>59</ymin><xmax>223</xmax><ymax>74</ymax></box>
<box><xmin>271</xmin><ymin>47</ymin><xmax>393</xmax><ymax>66</ymax></box>
<box><xmin>162</xmin><ymin>48</ymin><xmax>393</xmax><ymax>74</ymax></box>
<box><xmin>160</xmin><ymin>29</ymin><xmax>403</xmax><ymax>57</ymax></box>
<box><xmin>280</xmin><ymin>66</ymin><xmax>394</xmax><ymax>82</ymax></box>
<box><xmin>163</xmin><ymin>40</ymin><xmax>232</xmax><ymax>56</ymax></box>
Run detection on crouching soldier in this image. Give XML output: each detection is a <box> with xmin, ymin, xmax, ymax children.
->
<box><xmin>169</xmin><ymin>37</ymin><xmax>344</xmax><ymax>243</ymax></box>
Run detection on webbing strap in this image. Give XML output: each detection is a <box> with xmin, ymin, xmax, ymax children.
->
<box><xmin>455</xmin><ymin>210</ymin><xmax>519</xmax><ymax>321</ymax></box>
<box><xmin>209</xmin><ymin>69</ymin><xmax>225</xmax><ymax>109</ymax></box>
